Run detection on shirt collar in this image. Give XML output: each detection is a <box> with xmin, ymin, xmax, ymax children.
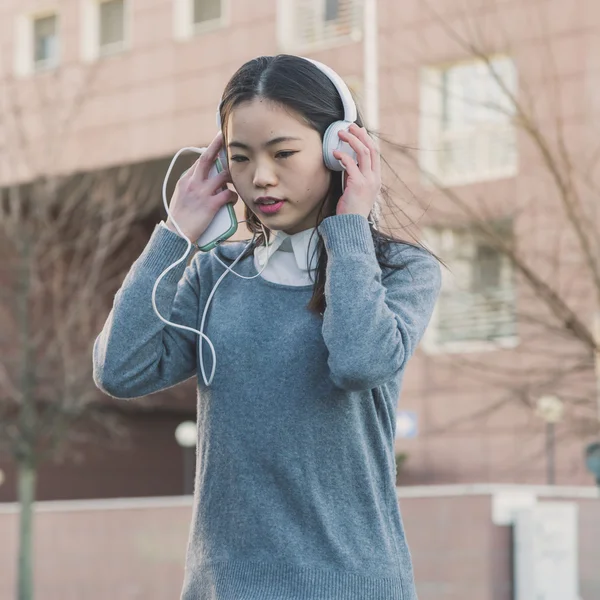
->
<box><xmin>255</xmin><ymin>227</ymin><xmax>320</xmax><ymax>271</ymax></box>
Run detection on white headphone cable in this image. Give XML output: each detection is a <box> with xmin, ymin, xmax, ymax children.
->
<box><xmin>153</xmin><ymin>149</ymin><xmax>376</xmax><ymax>387</ymax></box>
<box><xmin>152</xmin><ymin>147</ymin><xmax>272</xmax><ymax>387</ymax></box>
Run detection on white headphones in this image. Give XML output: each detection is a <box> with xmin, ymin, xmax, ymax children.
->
<box><xmin>216</xmin><ymin>56</ymin><xmax>358</xmax><ymax>171</ymax></box>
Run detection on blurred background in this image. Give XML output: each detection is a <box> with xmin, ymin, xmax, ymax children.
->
<box><xmin>0</xmin><ymin>0</ymin><xmax>599</xmax><ymax>598</ymax></box>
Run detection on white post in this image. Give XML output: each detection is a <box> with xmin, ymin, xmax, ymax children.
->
<box><xmin>363</xmin><ymin>0</ymin><xmax>379</xmax><ymax>132</ymax></box>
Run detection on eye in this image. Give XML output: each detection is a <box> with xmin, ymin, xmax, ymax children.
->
<box><xmin>276</xmin><ymin>151</ymin><xmax>297</xmax><ymax>159</ymax></box>
<box><xmin>230</xmin><ymin>155</ymin><xmax>248</xmax><ymax>163</ymax></box>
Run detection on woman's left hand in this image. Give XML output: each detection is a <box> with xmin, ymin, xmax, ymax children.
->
<box><xmin>332</xmin><ymin>123</ymin><xmax>381</xmax><ymax>220</ymax></box>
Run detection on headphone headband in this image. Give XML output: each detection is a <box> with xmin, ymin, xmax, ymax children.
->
<box><xmin>300</xmin><ymin>57</ymin><xmax>357</xmax><ymax>123</ymax></box>
<box><xmin>215</xmin><ymin>57</ymin><xmax>357</xmax><ymax>129</ymax></box>
<box><xmin>215</xmin><ymin>56</ymin><xmax>358</xmax><ymax>172</ymax></box>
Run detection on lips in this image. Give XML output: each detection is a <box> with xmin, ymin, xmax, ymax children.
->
<box><xmin>256</xmin><ymin>200</ymin><xmax>285</xmax><ymax>214</ymax></box>
<box><xmin>255</xmin><ymin>196</ymin><xmax>286</xmax><ymax>205</ymax></box>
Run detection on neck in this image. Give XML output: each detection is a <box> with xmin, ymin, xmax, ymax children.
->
<box><xmin>282</xmin><ymin>226</ymin><xmax>315</xmax><ymax>235</ymax></box>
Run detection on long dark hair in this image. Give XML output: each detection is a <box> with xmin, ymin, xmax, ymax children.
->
<box><xmin>217</xmin><ymin>54</ymin><xmax>436</xmax><ymax>316</ymax></box>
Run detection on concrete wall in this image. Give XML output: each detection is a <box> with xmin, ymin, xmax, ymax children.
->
<box><xmin>0</xmin><ymin>485</ymin><xmax>598</xmax><ymax>599</ymax></box>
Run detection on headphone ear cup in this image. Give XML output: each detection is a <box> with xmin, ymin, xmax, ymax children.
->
<box><xmin>323</xmin><ymin>121</ymin><xmax>357</xmax><ymax>171</ymax></box>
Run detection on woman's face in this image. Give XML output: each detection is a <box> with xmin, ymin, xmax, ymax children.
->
<box><xmin>225</xmin><ymin>98</ymin><xmax>332</xmax><ymax>235</ymax></box>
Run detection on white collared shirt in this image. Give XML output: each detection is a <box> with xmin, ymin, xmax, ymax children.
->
<box><xmin>159</xmin><ymin>221</ymin><xmax>320</xmax><ymax>286</ymax></box>
<box><xmin>253</xmin><ymin>227</ymin><xmax>319</xmax><ymax>286</ymax></box>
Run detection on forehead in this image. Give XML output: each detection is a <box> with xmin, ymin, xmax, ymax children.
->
<box><xmin>226</xmin><ymin>98</ymin><xmax>313</xmax><ymax>139</ymax></box>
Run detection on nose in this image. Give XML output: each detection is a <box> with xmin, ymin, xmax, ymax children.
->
<box><xmin>252</xmin><ymin>160</ymin><xmax>278</xmax><ymax>189</ymax></box>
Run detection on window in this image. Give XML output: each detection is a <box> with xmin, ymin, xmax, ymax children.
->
<box><xmin>99</xmin><ymin>0</ymin><xmax>125</xmax><ymax>53</ymax></box>
<box><xmin>14</xmin><ymin>11</ymin><xmax>60</xmax><ymax>76</ymax></box>
<box><xmin>325</xmin><ymin>0</ymin><xmax>340</xmax><ymax>21</ymax></box>
<box><xmin>422</xmin><ymin>222</ymin><xmax>518</xmax><ymax>352</ymax></box>
<box><xmin>193</xmin><ymin>0</ymin><xmax>221</xmax><ymax>25</ymax></box>
<box><xmin>81</xmin><ymin>0</ymin><xmax>128</xmax><ymax>62</ymax></box>
<box><xmin>277</xmin><ymin>0</ymin><xmax>363</xmax><ymax>52</ymax></box>
<box><xmin>174</xmin><ymin>0</ymin><xmax>226</xmax><ymax>39</ymax></box>
<box><xmin>419</xmin><ymin>56</ymin><xmax>518</xmax><ymax>187</ymax></box>
<box><xmin>33</xmin><ymin>14</ymin><xmax>59</xmax><ymax>70</ymax></box>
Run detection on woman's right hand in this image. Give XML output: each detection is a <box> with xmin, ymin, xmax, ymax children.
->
<box><xmin>165</xmin><ymin>132</ymin><xmax>239</xmax><ymax>242</ymax></box>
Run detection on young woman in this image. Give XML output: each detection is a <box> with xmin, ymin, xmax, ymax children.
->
<box><xmin>93</xmin><ymin>54</ymin><xmax>441</xmax><ymax>600</ymax></box>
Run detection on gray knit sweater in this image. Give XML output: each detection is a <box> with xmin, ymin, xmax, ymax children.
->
<box><xmin>93</xmin><ymin>214</ymin><xmax>441</xmax><ymax>600</ymax></box>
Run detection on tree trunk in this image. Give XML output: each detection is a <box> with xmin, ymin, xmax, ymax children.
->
<box><xmin>17</xmin><ymin>458</ymin><xmax>36</xmax><ymax>600</ymax></box>
<box><xmin>16</xmin><ymin>231</ymin><xmax>36</xmax><ymax>600</ymax></box>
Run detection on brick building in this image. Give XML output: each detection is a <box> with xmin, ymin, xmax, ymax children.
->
<box><xmin>0</xmin><ymin>0</ymin><xmax>598</xmax><ymax>502</ymax></box>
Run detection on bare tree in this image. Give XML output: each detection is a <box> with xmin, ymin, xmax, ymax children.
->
<box><xmin>377</xmin><ymin>0</ymin><xmax>599</xmax><ymax>469</ymax></box>
<box><xmin>0</xmin><ymin>52</ymin><xmax>170</xmax><ymax>600</ymax></box>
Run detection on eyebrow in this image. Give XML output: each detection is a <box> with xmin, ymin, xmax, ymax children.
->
<box><xmin>227</xmin><ymin>136</ymin><xmax>302</xmax><ymax>150</ymax></box>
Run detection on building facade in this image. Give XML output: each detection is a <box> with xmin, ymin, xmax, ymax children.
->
<box><xmin>0</xmin><ymin>0</ymin><xmax>598</xmax><ymax>501</ymax></box>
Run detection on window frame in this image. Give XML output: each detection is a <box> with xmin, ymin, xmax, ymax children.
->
<box><xmin>419</xmin><ymin>55</ymin><xmax>519</xmax><ymax>188</ymax></box>
<box><xmin>421</xmin><ymin>224</ymin><xmax>520</xmax><ymax>355</ymax></box>
<box><xmin>14</xmin><ymin>10</ymin><xmax>61</xmax><ymax>77</ymax></box>
<box><xmin>276</xmin><ymin>0</ymin><xmax>363</xmax><ymax>53</ymax></box>
<box><xmin>98</xmin><ymin>0</ymin><xmax>128</xmax><ymax>57</ymax></box>
<box><xmin>173</xmin><ymin>0</ymin><xmax>230</xmax><ymax>41</ymax></box>
<box><xmin>32</xmin><ymin>13</ymin><xmax>60</xmax><ymax>70</ymax></box>
<box><xmin>81</xmin><ymin>0</ymin><xmax>131</xmax><ymax>63</ymax></box>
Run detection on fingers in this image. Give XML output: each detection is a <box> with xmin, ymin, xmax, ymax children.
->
<box><xmin>212</xmin><ymin>187</ymin><xmax>238</xmax><ymax>206</ymax></box>
<box><xmin>357</xmin><ymin>125</ymin><xmax>381</xmax><ymax>177</ymax></box>
<box><xmin>183</xmin><ymin>165</ymin><xmax>230</xmax><ymax>195</ymax></box>
<box><xmin>179</xmin><ymin>161</ymin><xmax>232</xmax><ymax>203</ymax></box>
<box><xmin>338</xmin><ymin>126</ymin><xmax>370</xmax><ymax>172</ymax></box>
<box><xmin>196</xmin><ymin>132</ymin><xmax>226</xmax><ymax>180</ymax></box>
<box><xmin>205</xmin><ymin>168</ymin><xmax>232</xmax><ymax>195</ymax></box>
<box><xmin>184</xmin><ymin>146</ymin><xmax>208</xmax><ymax>181</ymax></box>
<box><xmin>179</xmin><ymin>166</ymin><xmax>193</xmax><ymax>181</ymax></box>
<box><xmin>333</xmin><ymin>148</ymin><xmax>362</xmax><ymax>179</ymax></box>
<box><xmin>338</xmin><ymin>124</ymin><xmax>380</xmax><ymax>176</ymax></box>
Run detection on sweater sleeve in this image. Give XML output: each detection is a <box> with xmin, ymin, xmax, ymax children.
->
<box><xmin>93</xmin><ymin>223</ymin><xmax>202</xmax><ymax>400</ymax></box>
<box><xmin>317</xmin><ymin>214</ymin><xmax>442</xmax><ymax>391</ymax></box>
